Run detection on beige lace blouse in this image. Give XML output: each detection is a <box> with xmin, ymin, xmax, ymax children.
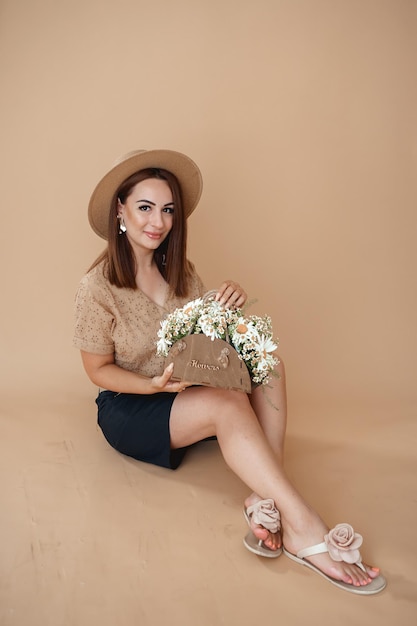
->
<box><xmin>73</xmin><ymin>260</ymin><xmax>206</xmax><ymax>378</ymax></box>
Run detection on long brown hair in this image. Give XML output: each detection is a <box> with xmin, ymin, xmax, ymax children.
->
<box><xmin>89</xmin><ymin>168</ymin><xmax>192</xmax><ymax>297</ymax></box>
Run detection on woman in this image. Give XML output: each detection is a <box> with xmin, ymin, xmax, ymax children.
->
<box><xmin>73</xmin><ymin>149</ymin><xmax>385</xmax><ymax>594</ymax></box>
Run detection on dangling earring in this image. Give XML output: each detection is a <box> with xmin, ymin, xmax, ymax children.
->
<box><xmin>118</xmin><ymin>215</ymin><xmax>127</xmax><ymax>234</ymax></box>
<box><xmin>162</xmin><ymin>254</ymin><xmax>166</xmax><ymax>266</ymax></box>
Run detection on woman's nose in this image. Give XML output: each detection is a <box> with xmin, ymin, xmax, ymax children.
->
<box><xmin>150</xmin><ymin>210</ymin><xmax>163</xmax><ymax>228</ymax></box>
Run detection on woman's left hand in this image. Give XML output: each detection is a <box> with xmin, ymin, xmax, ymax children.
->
<box><xmin>215</xmin><ymin>281</ymin><xmax>247</xmax><ymax>309</ymax></box>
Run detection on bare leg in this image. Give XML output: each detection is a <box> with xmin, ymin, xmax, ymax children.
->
<box><xmin>249</xmin><ymin>358</ymin><xmax>288</xmax><ymax>462</ymax></box>
<box><xmin>244</xmin><ymin>357</ymin><xmax>287</xmax><ymax>550</ymax></box>
<box><xmin>170</xmin><ymin>385</ymin><xmax>381</xmax><ymax>588</ymax></box>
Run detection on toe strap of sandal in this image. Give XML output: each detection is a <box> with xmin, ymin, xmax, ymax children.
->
<box><xmin>246</xmin><ymin>498</ymin><xmax>281</xmax><ymax>533</ymax></box>
<box><xmin>297</xmin><ymin>523</ymin><xmax>365</xmax><ymax>570</ymax></box>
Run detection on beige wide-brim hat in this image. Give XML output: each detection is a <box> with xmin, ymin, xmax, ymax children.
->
<box><xmin>88</xmin><ymin>149</ymin><xmax>203</xmax><ymax>239</ymax></box>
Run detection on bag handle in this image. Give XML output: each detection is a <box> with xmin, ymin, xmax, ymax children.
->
<box><xmin>202</xmin><ymin>289</ymin><xmax>218</xmax><ymax>303</ymax></box>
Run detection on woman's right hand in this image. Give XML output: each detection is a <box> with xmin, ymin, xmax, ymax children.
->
<box><xmin>150</xmin><ymin>363</ymin><xmax>192</xmax><ymax>394</ymax></box>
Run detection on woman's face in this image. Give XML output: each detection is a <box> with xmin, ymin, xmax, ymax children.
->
<box><xmin>118</xmin><ymin>178</ymin><xmax>174</xmax><ymax>253</ymax></box>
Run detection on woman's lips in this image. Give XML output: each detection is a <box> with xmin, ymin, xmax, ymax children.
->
<box><xmin>144</xmin><ymin>231</ymin><xmax>163</xmax><ymax>240</ymax></box>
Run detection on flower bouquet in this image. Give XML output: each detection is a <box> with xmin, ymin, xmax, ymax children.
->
<box><xmin>156</xmin><ymin>291</ymin><xmax>279</xmax><ymax>392</ymax></box>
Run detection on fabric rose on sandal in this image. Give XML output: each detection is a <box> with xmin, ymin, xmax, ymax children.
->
<box><xmin>324</xmin><ymin>523</ymin><xmax>363</xmax><ymax>564</ymax></box>
<box><xmin>243</xmin><ymin>498</ymin><xmax>282</xmax><ymax>558</ymax></box>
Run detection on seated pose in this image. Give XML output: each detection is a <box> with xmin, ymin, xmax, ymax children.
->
<box><xmin>73</xmin><ymin>149</ymin><xmax>386</xmax><ymax>595</ymax></box>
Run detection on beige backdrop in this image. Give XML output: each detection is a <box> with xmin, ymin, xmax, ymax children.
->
<box><xmin>1</xmin><ymin>1</ymin><xmax>416</xmax><ymax>625</ymax></box>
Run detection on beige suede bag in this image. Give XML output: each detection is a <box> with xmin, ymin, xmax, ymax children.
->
<box><xmin>164</xmin><ymin>292</ymin><xmax>252</xmax><ymax>393</ymax></box>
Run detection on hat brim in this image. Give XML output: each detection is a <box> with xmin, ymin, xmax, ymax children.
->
<box><xmin>88</xmin><ymin>149</ymin><xmax>203</xmax><ymax>239</ymax></box>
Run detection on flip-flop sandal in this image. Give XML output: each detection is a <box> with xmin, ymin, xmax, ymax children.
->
<box><xmin>243</xmin><ymin>498</ymin><xmax>282</xmax><ymax>558</ymax></box>
<box><xmin>283</xmin><ymin>523</ymin><xmax>386</xmax><ymax>594</ymax></box>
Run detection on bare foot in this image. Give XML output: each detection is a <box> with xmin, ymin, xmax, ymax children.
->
<box><xmin>244</xmin><ymin>493</ymin><xmax>282</xmax><ymax>552</ymax></box>
<box><xmin>282</xmin><ymin>513</ymin><xmax>381</xmax><ymax>588</ymax></box>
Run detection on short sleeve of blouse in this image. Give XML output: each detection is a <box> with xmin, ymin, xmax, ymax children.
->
<box><xmin>73</xmin><ymin>271</ymin><xmax>115</xmax><ymax>355</ymax></box>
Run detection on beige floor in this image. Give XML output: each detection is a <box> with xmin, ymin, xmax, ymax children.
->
<box><xmin>1</xmin><ymin>389</ymin><xmax>416</xmax><ymax>626</ymax></box>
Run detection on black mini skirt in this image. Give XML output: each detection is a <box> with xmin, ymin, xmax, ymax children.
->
<box><xmin>96</xmin><ymin>390</ymin><xmax>188</xmax><ymax>469</ymax></box>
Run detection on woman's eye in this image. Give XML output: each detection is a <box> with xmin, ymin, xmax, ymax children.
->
<box><xmin>138</xmin><ymin>205</ymin><xmax>151</xmax><ymax>212</ymax></box>
<box><xmin>163</xmin><ymin>206</ymin><xmax>174</xmax><ymax>214</ymax></box>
